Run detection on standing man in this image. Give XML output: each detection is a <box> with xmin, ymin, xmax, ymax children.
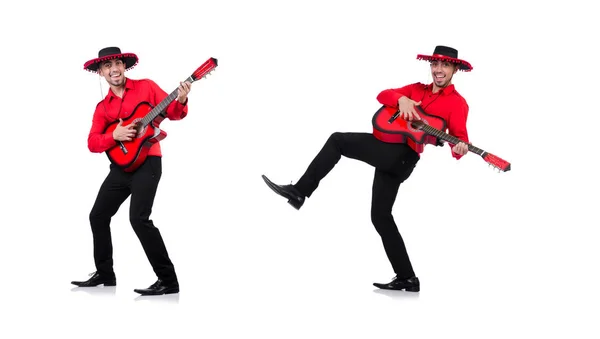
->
<box><xmin>71</xmin><ymin>47</ymin><xmax>192</xmax><ymax>296</ymax></box>
<box><xmin>262</xmin><ymin>46</ymin><xmax>472</xmax><ymax>292</ymax></box>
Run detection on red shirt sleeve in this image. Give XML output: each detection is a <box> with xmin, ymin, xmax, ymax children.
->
<box><xmin>376</xmin><ymin>83</ymin><xmax>420</xmax><ymax>108</ymax></box>
<box><xmin>148</xmin><ymin>79</ymin><xmax>188</xmax><ymax>120</ymax></box>
<box><xmin>87</xmin><ymin>102</ymin><xmax>117</xmax><ymax>153</ymax></box>
<box><xmin>447</xmin><ymin>100</ymin><xmax>469</xmax><ymax>160</ymax></box>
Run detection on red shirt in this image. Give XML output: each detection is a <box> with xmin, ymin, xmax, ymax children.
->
<box><xmin>376</xmin><ymin>82</ymin><xmax>469</xmax><ymax>160</ymax></box>
<box><xmin>87</xmin><ymin>78</ymin><xmax>188</xmax><ymax>157</ymax></box>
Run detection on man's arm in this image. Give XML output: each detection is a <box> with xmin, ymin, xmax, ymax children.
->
<box><xmin>447</xmin><ymin>102</ymin><xmax>470</xmax><ymax>160</ymax></box>
<box><xmin>377</xmin><ymin>83</ymin><xmax>424</xmax><ymax>121</ymax></box>
<box><xmin>150</xmin><ymin>79</ymin><xmax>190</xmax><ymax>120</ymax></box>
<box><xmin>87</xmin><ymin>102</ymin><xmax>117</xmax><ymax>153</ymax></box>
<box><xmin>376</xmin><ymin>83</ymin><xmax>420</xmax><ymax>108</ymax></box>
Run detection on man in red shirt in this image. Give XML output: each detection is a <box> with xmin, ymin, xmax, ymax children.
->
<box><xmin>71</xmin><ymin>47</ymin><xmax>192</xmax><ymax>296</ymax></box>
<box><xmin>262</xmin><ymin>46</ymin><xmax>472</xmax><ymax>292</ymax></box>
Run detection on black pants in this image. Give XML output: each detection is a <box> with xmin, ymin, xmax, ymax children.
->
<box><xmin>89</xmin><ymin>156</ymin><xmax>178</xmax><ymax>285</ymax></box>
<box><xmin>294</xmin><ymin>132</ymin><xmax>420</xmax><ymax>279</ymax></box>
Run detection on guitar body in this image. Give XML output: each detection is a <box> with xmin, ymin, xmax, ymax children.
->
<box><xmin>372</xmin><ymin>105</ymin><xmax>446</xmax><ymax>153</ymax></box>
<box><xmin>103</xmin><ymin>101</ymin><xmax>167</xmax><ymax>173</ymax></box>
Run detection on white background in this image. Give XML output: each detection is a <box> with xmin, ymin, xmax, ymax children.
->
<box><xmin>0</xmin><ymin>0</ymin><xmax>598</xmax><ymax>338</ymax></box>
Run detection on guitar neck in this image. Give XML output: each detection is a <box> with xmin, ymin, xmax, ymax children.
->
<box><xmin>140</xmin><ymin>76</ymin><xmax>194</xmax><ymax>126</ymax></box>
<box><xmin>418</xmin><ymin>123</ymin><xmax>486</xmax><ymax>156</ymax></box>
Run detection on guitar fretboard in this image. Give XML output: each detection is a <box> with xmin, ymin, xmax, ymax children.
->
<box><xmin>418</xmin><ymin>123</ymin><xmax>486</xmax><ymax>156</ymax></box>
<box><xmin>140</xmin><ymin>76</ymin><xmax>193</xmax><ymax>126</ymax></box>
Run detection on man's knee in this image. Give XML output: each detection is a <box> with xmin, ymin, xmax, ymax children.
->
<box><xmin>328</xmin><ymin>132</ymin><xmax>343</xmax><ymax>142</ymax></box>
<box><xmin>371</xmin><ymin>210</ymin><xmax>396</xmax><ymax>234</ymax></box>
<box><xmin>89</xmin><ymin>207</ymin><xmax>111</xmax><ymax>225</ymax></box>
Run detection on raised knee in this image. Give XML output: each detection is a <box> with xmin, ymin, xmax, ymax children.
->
<box><xmin>329</xmin><ymin>132</ymin><xmax>343</xmax><ymax>141</ymax></box>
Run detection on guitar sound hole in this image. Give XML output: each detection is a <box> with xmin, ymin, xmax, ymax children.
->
<box><xmin>409</xmin><ymin>120</ymin><xmax>426</xmax><ymax>131</ymax></box>
<box><xmin>131</xmin><ymin>119</ymin><xmax>147</xmax><ymax>138</ymax></box>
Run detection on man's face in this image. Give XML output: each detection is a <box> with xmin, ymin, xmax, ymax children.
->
<box><xmin>430</xmin><ymin>60</ymin><xmax>458</xmax><ymax>88</ymax></box>
<box><xmin>99</xmin><ymin>58</ymin><xmax>126</xmax><ymax>87</ymax></box>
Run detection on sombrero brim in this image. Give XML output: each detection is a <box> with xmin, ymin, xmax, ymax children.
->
<box><xmin>417</xmin><ymin>54</ymin><xmax>472</xmax><ymax>72</ymax></box>
<box><xmin>84</xmin><ymin>53</ymin><xmax>138</xmax><ymax>73</ymax></box>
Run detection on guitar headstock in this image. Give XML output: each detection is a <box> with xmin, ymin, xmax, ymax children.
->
<box><xmin>483</xmin><ymin>153</ymin><xmax>511</xmax><ymax>172</ymax></box>
<box><xmin>190</xmin><ymin>57</ymin><xmax>218</xmax><ymax>82</ymax></box>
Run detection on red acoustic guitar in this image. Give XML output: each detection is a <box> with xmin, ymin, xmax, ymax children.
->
<box><xmin>372</xmin><ymin>105</ymin><xmax>511</xmax><ymax>172</ymax></box>
<box><xmin>103</xmin><ymin>57</ymin><xmax>218</xmax><ymax>172</ymax></box>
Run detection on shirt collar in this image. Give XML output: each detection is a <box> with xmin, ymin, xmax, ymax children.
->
<box><xmin>425</xmin><ymin>83</ymin><xmax>455</xmax><ymax>96</ymax></box>
<box><xmin>107</xmin><ymin>78</ymin><xmax>134</xmax><ymax>101</ymax></box>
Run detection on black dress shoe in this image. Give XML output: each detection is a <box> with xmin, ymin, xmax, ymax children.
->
<box><xmin>261</xmin><ymin>175</ymin><xmax>305</xmax><ymax>210</ymax></box>
<box><xmin>373</xmin><ymin>276</ymin><xmax>420</xmax><ymax>292</ymax></box>
<box><xmin>133</xmin><ymin>279</ymin><xmax>179</xmax><ymax>296</ymax></box>
<box><xmin>71</xmin><ymin>272</ymin><xmax>116</xmax><ymax>287</ymax></box>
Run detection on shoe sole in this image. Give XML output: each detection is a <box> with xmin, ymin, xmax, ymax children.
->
<box><xmin>261</xmin><ymin>175</ymin><xmax>302</xmax><ymax>210</ymax></box>
<box><xmin>71</xmin><ymin>281</ymin><xmax>116</xmax><ymax>287</ymax></box>
<box><xmin>133</xmin><ymin>288</ymin><xmax>179</xmax><ymax>296</ymax></box>
<box><xmin>373</xmin><ymin>283</ymin><xmax>420</xmax><ymax>292</ymax></box>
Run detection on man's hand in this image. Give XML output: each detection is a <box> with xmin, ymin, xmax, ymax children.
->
<box><xmin>397</xmin><ymin>96</ymin><xmax>422</xmax><ymax>121</ymax></box>
<box><xmin>177</xmin><ymin>81</ymin><xmax>192</xmax><ymax>104</ymax></box>
<box><xmin>452</xmin><ymin>142</ymin><xmax>469</xmax><ymax>155</ymax></box>
<box><xmin>113</xmin><ymin>119</ymin><xmax>136</xmax><ymax>141</ymax></box>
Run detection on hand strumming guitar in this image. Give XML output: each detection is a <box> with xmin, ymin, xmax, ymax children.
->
<box><xmin>397</xmin><ymin>96</ymin><xmax>422</xmax><ymax>121</ymax></box>
<box><xmin>113</xmin><ymin>119</ymin><xmax>136</xmax><ymax>141</ymax></box>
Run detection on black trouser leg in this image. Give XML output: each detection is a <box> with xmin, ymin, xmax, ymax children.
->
<box><xmin>371</xmin><ymin>168</ymin><xmax>416</xmax><ymax>279</ymax></box>
<box><xmin>89</xmin><ymin>168</ymin><xmax>131</xmax><ymax>278</ymax></box>
<box><xmin>294</xmin><ymin>132</ymin><xmax>418</xmax><ymax>196</ymax></box>
<box><xmin>129</xmin><ymin>156</ymin><xmax>178</xmax><ymax>285</ymax></box>
<box><xmin>293</xmin><ymin>132</ymin><xmax>419</xmax><ymax>277</ymax></box>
